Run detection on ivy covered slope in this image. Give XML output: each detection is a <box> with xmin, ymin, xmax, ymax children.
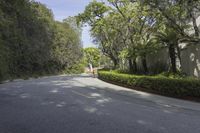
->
<box><xmin>0</xmin><ymin>0</ymin><xmax>83</xmax><ymax>81</ymax></box>
<box><xmin>98</xmin><ymin>70</ymin><xmax>200</xmax><ymax>99</ymax></box>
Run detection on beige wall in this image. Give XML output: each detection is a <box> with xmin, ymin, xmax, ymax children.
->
<box><xmin>134</xmin><ymin>48</ymin><xmax>170</xmax><ymax>74</ymax></box>
<box><xmin>119</xmin><ymin>44</ymin><xmax>200</xmax><ymax>78</ymax></box>
<box><xmin>144</xmin><ymin>44</ymin><xmax>200</xmax><ymax>77</ymax></box>
<box><xmin>146</xmin><ymin>48</ymin><xmax>170</xmax><ymax>74</ymax></box>
<box><xmin>181</xmin><ymin>44</ymin><xmax>200</xmax><ymax>77</ymax></box>
<box><xmin>145</xmin><ymin>44</ymin><xmax>200</xmax><ymax>78</ymax></box>
<box><xmin>118</xmin><ymin>16</ymin><xmax>200</xmax><ymax>76</ymax></box>
<box><xmin>134</xmin><ymin>44</ymin><xmax>200</xmax><ymax>78</ymax></box>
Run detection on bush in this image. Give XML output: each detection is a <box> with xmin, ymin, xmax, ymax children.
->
<box><xmin>63</xmin><ymin>62</ymin><xmax>85</xmax><ymax>74</ymax></box>
<box><xmin>157</xmin><ymin>71</ymin><xmax>187</xmax><ymax>79</ymax></box>
<box><xmin>98</xmin><ymin>70</ymin><xmax>200</xmax><ymax>98</ymax></box>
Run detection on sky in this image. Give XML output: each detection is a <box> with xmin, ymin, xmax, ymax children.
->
<box><xmin>35</xmin><ymin>0</ymin><xmax>95</xmax><ymax>48</ymax></box>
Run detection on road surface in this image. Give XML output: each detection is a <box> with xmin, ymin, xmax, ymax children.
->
<box><xmin>0</xmin><ymin>74</ymin><xmax>200</xmax><ymax>133</ymax></box>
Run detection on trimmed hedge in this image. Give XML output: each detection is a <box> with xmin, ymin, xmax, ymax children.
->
<box><xmin>98</xmin><ymin>70</ymin><xmax>200</xmax><ymax>98</ymax></box>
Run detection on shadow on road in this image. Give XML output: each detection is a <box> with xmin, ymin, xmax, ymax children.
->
<box><xmin>0</xmin><ymin>75</ymin><xmax>200</xmax><ymax>133</ymax></box>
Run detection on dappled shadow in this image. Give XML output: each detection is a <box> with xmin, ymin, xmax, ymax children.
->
<box><xmin>1</xmin><ymin>74</ymin><xmax>200</xmax><ymax>133</ymax></box>
<box><xmin>1</xmin><ymin>74</ymin><xmax>199</xmax><ymax>116</ymax></box>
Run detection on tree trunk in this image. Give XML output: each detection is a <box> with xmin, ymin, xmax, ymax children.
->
<box><xmin>112</xmin><ymin>58</ymin><xmax>119</xmax><ymax>69</ymax></box>
<box><xmin>128</xmin><ymin>59</ymin><xmax>134</xmax><ymax>74</ymax></box>
<box><xmin>128</xmin><ymin>58</ymin><xmax>137</xmax><ymax>74</ymax></box>
<box><xmin>191</xmin><ymin>14</ymin><xmax>200</xmax><ymax>37</ymax></box>
<box><xmin>188</xmin><ymin>0</ymin><xmax>200</xmax><ymax>37</ymax></box>
<box><xmin>141</xmin><ymin>55</ymin><xmax>148</xmax><ymax>74</ymax></box>
<box><xmin>169</xmin><ymin>44</ymin><xmax>177</xmax><ymax>73</ymax></box>
<box><xmin>133</xmin><ymin>58</ymin><xmax>137</xmax><ymax>73</ymax></box>
<box><xmin>176</xmin><ymin>44</ymin><xmax>182</xmax><ymax>70</ymax></box>
<box><xmin>109</xmin><ymin>53</ymin><xmax>119</xmax><ymax>70</ymax></box>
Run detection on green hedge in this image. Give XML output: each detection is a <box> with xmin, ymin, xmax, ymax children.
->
<box><xmin>98</xmin><ymin>70</ymin><xmax>200</xmax><ymax>98</ymax></box>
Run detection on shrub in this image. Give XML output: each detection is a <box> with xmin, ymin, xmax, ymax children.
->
<box><xmin>98</xmin><ymin>70</ymin><xmax>200</xmax><ymax>98</ymax></box>
<box><xmin>63</xmin><ymin>62</ymin><xmax>85</xmax><ymax>74</ymax></box>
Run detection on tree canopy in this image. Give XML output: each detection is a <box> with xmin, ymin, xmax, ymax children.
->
<box><xmin>84</xmin><ymin>47</ymin><xmax>101</xmax><ymax>67</ymax></box>
<box><xmin>77</xmin><ymin>0</ymin><xmax>200</xmax><ymax>74</ymax></box>
<box><xmin>0</xmin><ymin>0</ymin><xmax>83</xmax><ymax>80</ymax></box>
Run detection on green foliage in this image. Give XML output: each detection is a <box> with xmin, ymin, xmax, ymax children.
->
<box><xmin>77</xmin><ymin>1</ymin><xmax>122</xmax><ymax>68</ymax></box>
<box><xmin>52</xmin><ymin>21</ymin><xmax>83</xmax><ymax>71</ymax></box>
<box><xmin>157</xmin><ymin>71</ymin><xmax>187</xmax><ymax>79</ymax></box>
<box><xmin>63</xmin><ymin>62</ymin><xmax>85</xmax><ymax>74</ymax></box>
<box><xmin>84</xmin><ymin>47</ymin><xmax>100</xmax><ymax>67</ymax></box>
<box><xmin>0</xmin><ymin>0</ymin><xmax>83</xmax><ymax>81</ymax></box>
<box><xmin>78</xmin><ymin>0</ymin><xmax>200</xmax><ymax>75</ymax></box>
<box><xmin>143</xmin><ymin>0</ymin><xmax>200</xmax><ymax>39</ymax></box>
<box><xmin>76</xmin><ymin>0</ymin><xmax>110</xmax><ymax>25</ymax></box>
<box><xmin>98</xmin><ymin>70</ymin><xmax>200</xmax><ymax>98</ymax></box>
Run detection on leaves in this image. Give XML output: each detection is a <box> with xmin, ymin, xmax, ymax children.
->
<box><xmin>84</xmin><ymin>47</ymin><xmax>101</xmax><ymax>67</ymax></box>
<box><xmin>0</xmin><ymin>0</ymin><xmax>83</xmax><ymax>80</ymax></box>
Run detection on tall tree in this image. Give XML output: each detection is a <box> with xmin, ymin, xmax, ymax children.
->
<box><xmin>84</xmin><ymin>47</ymin><xmax>100</xmax><ymax>67</ymax></box>
<box><xmin>0</xmin><ymin>0</ymin><xmax>83</xmax><ymax>81</ymax></box>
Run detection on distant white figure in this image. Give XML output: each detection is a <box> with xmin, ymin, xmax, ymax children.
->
<box><xmin>89</xmin><ymin>63</ymin><xmax>93</xmax><ymax>72</ymax></box>
<box><xmin>89</xmin><ymin>63</ymin><xmax>95</xmax><ymax>78</ymax></box>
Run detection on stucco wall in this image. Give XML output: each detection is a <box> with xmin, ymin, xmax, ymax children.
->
<box><xmin>144</xmin><ymin>44</ymin><xmax>200</xmax><ymax>78</ymax></box>
<box><xmin>119</xmin><ymin>48</ymin><xmax>170</xmax><ymax>74</ymax></box>
<box><xmin>119</xmin><ymin>44</ymin><xmax>200</xmax><ymax>78</ymax></box>
<box><xmin>134</xmin><ymin>48</ymin><xmax>170</xmax><ymax>74</ymax></box>
<box><xmin>145</xmin><ymin>44</ymin><xmax>200</xmax><ymax>78</ymax></box>
<box><xmin>146</xmin><ymin>48</ymin><xmax>170</xmax><ymax>74</ymax></box>
<box><xmin>181</xmin><ymin>44</ymin><xmax>200</xmax><ymax>77</ymax></box>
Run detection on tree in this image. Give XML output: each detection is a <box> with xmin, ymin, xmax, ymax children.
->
<box><xmin>84</xmin><ymin>47</ymin><xmax>100</xmax><ymax>67</ymax></box>
<box><xmin>142</xmin><ymin>0</ymin><xmax>200</xmax><ymax>41</ymax></box>
<box><xmin>107</xmin><ymin>0</ymin><xmax>160</xmax><ymax>73</ymax></box>
<box><xmin>78</xmin><ymin>0</ymin><xmax>200</xmax><ymax>75</ymax></box>
<box><xmin>154</xmin><ymin>27</ymin><xmax>180</xmax><ymax>73</ymax></box>
<box><xmin>52</xmin><ymin>21</ymin><xmax>83</xmax><ymax>71</ymax></box>
<box><xmin>77</xmin><ymin>1</ymin><xmax>122</xmax><ymax>68</ymax></box>
<box><xmin>140</xmin><ymin>0</ymin><xmax>200</xmax><ymax>73</ymax></box>
<box><xmin>0</xmin><ymin>0</ymin><xmax>83</xmax><ymax>81</ymax></box>
<box><xmin>91</xmin><ymin>13</ymin><xmax>126</xmax><ymax>68</ymax></box>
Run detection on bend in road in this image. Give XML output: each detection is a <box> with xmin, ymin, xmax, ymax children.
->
<box><xmin>0</xmin><ymin>74</ymin><xmax>200</xmax><ymax>133</ymax></box>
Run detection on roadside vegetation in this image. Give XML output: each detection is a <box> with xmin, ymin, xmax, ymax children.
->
<box><xmin>98</xmin><ymin>70</ymin><xmax>200</xmax><ymax>100</ymax></box>
<box><xmin>77</xmin><ymin>0</ymin><xmax>200</xmax><ymax>99</ymax></box>
<box><xmin>1</xmin><ymin>0</ymin><xmax>200</xmax><ymax>101</ymax></box>
<box><xmin>84</xmin><ymin>47</ymin><xmax>101</xmax><ymax>68</ymax></box>
<box><xmin>83</xmin><ymin>47</ymin><xmax>113</xmax><ymax>72</ymax></box>
<box><xmin>77</xmin><ymin>0</ymin><xmax>200</xmax><ymax>75</ymax></box>
<box><xmin>0</xmin><ymin>0</ymin><xmax>83</xmax><ymax>82</ymax></box>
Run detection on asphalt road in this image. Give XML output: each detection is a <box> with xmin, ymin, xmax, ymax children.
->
<box><xmin>0</xmin><ymin>74</ymin><xmax>200</xmax><ymax>133</ymax></box>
